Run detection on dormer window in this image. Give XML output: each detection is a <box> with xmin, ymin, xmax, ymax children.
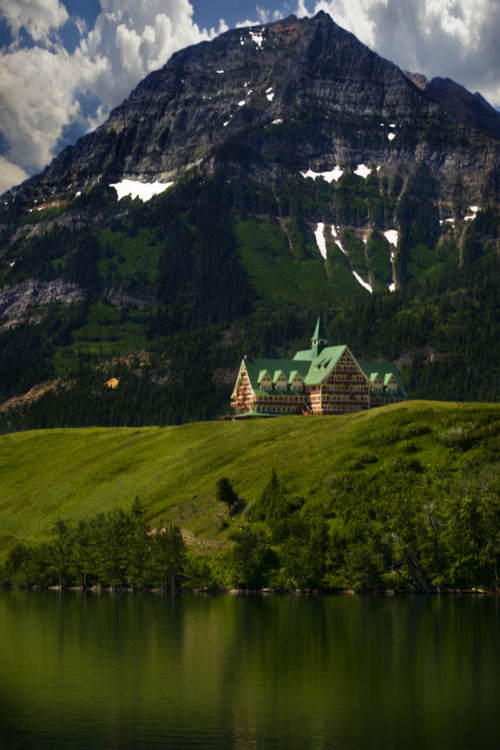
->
<box><xmin>385</xmin><ymin>375</ymin><xmax>398</xmax><ymax>394</ymax></box>
<box><xmin>275</xmin><ymin>372</ymin><xmax>288</xmax><ymax>391</ymax></box>
<box><xmin>291</xmin><ymin>372</ymin><xmax>304</xmax><ymax>391</ymax></box>
<box><xmin>258</xmin><ymin>371</ymin><xmax>272</xmax><ymax>391</ymax></box>
<box><xmin>371</xmin><ymin>374</ymin><xmax>383</xmax><ymax>393</ymax></box>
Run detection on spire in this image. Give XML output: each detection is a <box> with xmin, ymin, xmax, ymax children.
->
<box><xmin>311</xmin><ymin>317</ymin><xmax>327</xmax><ymax>358</ymax></box>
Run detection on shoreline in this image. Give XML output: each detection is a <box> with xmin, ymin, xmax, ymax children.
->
<box><xmin>1</xmin><ymin>584</ymin><xmax>497</xmax><ymax>596</ymax></box>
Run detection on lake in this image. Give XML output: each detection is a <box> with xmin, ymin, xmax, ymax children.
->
<box><xmin>0</xmin><ymin>591</ymin><xmax>499</xmax><ymax>749</ymax></box>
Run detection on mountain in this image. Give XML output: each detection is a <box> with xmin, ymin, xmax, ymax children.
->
<box><xmin>0</xmin><ymin>11</ymin><xmax>499</xmax><ymax>429</ymax></box>
<box><xmin>8</xmin><ymin>11</ymin><xmax>500</xmax><ymax>200</ymax></box>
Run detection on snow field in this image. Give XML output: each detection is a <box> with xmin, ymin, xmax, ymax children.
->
<box><xmin>300</xmin><ymin>166</ymin><xmax>344</xmax><ymax>183</ymax></box>
<box><xmin>110</xmin><ymin>179</ymin><xmax>173</xmax><ymax>202</ymax></box>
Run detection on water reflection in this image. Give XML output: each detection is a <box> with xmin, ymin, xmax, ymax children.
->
<box><xmin>0</xmin><ymin>592</ymin><xmax>499</xmax><ymax>749</ymax></box>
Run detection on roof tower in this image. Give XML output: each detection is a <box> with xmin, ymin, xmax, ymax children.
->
<box><xmin>311</xmin><ymin>317</ymin><xmax>327</xmax><ymax>358</ymax></box>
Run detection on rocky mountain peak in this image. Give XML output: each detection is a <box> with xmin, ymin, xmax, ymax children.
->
<box><xmin>5</xmin><ymin>10</ymin><xmax>500</xmax><ymax>206</ymax></box>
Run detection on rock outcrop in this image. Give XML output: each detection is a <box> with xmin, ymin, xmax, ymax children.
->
<box><xmin>0</xmin><ymin>279</ymin><xmax>83</xmax><ymax>326</ymax></box>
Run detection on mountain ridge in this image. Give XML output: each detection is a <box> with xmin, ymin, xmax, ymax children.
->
<box><xmin>6</xmin><ymin>11</ymin><xmax>500</xmax><ymax>203</ymax></box>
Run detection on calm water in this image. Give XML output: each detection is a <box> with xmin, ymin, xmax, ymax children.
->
<box><xmin>1</xmin><ymin>591</ymin><xmax>499</xmax><ymax>749</ymax></box>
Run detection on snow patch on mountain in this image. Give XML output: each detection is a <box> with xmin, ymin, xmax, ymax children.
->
<box><xmin>110</xmin><ymin>179</ymin><xmax>173</xmax><ymax>202</ymax></box>
<box><xmin>300</xmin><ymin>166</ymin><xmax>344</xmax><ymax>183</ymax></box>
<box><xmin>464</xmin><ymin>206</ymin><xmax>480</xmax><ymax>221</ymax></box>
<box><xmin>384</xmin><ymin>230</ymin><xmax>399</xmax><ymax>246</ymax></box>
<box><xmin>331</xmin><ymin>226</ymin><xmax>346</xmax><ymax>255</ymax></box>
<box><xmin>354</xmin><ymin>164</ymin><xmax>371</xmax><ymax>179</ymax></box>
<box><xmin>249</xmin><ymin>30</ymin><xmax>264</xmax><ymax>49</ymax></box>
<box><xmin>315</xmin><ymin>223</ymin><xmax>327</xmax><ymax>260</ymax></box>
<box><xmin>389</xmin><ymin>250</ymin><xmax>397</xmax><ymax>293</ymax></box>
<box><xmin>353</xmin><ymin>271</ymin><xmax>373</xmax><ymax>293</ymax></box>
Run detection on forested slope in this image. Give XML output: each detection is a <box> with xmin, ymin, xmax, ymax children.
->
<box><xmin>1</xmin><ymin>171</ymin><xmax>499</xmax><ymax>432</ymax></box>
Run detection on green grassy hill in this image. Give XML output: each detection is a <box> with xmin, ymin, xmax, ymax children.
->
<box><xmin>2</xmin><ymin>401</ymin><xmax>500</xmax><ymax>568</ymax></box>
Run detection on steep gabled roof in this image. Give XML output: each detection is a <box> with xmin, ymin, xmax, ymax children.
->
<box><xmin>243</xmin><ymin>357</ymin><xmax>310</xmax><ymax>395</ymax></box>
<box><xmin>358</xmin><ymin>360</ymin><xmax>408</xmax><ymax>397</ymax></box>
<box><xmin>273</xmin><ymin>370</ymin><xmax>287</xmax><ymax>383</ymax></box>
<box><xmin>304</xmin><ymin>345</ymin><xmax>376</xmax><ymax>386</ymax></box>
<box><xmin>303</xmin><ymin>346</ymin><xmax>346</xmax><ymax>385</ymax></box>
<box><xmin>230</xmin><ymin>359</ymin><xmax>248</xmax><ymax>399</ymax></box>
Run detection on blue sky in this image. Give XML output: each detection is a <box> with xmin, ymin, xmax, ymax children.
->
<box><xmin>0</xmin><ymin>0</ymin><xmax>499</xmax><ymax>193</ymax></box>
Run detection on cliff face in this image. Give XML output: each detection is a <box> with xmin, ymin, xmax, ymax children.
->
<box><xmin>12</xmin><ymin>11</ymin><xmax>500</xmax><ymax>205</ymax></box>
<box><xmin>0</xmin><ymin>279</ymin><xmax>83</xmax><ymax>324</ymax></box>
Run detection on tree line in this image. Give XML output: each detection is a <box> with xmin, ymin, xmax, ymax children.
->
<box><xmin>4</xmin><ymin>441</ymin><xmax>500</xmax><ymax>593</ymax></box>
<box><xmin>2</xmin><ymin>500</ymin><xmax>187</xmax><ymax>591</ymax></box>
<box><xmin>212</xmin><ymin>462</ymin><xmax>500</xmax><ymax>593</ymax></box>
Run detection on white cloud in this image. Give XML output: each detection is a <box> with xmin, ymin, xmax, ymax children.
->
<box><xmin>257</xmin><ymin>6</ymin><xmax>285</xmax><ymax>23</ymax></box>
<box><xmin>366</xmin><ymin>0</ymin><xmax>499</xmax><ymax>105</ymax></box>
<box><xmin>295</xmin><ymin>0</ymin><xmax>312</xmax><ymax>18</ymax></box>
<box><xmin>0</xmin><ymin>156</ymin><xmax>29</xmax><ymax>194</ymax></box>
<box><xmin>0</xmin><ymin>0</ymin><xmax>222</xmax><ymax>190</ymax></box>
<box><xmin>0</xmin><ymin>45</ymin><xmax>84</xmax><ymax>170</ymax></box>
<box><xmin>236</xmin><ymin>19</ymin><xmax>260</xmax><ymax>28</ymax></box>
<box><xmin>0</xmin><ymin>0</ymin><xmax>69</xmax><ymax>43</ymax></box>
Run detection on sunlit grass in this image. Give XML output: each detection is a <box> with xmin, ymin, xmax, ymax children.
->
<box><xmin>1</xmin><ymin>400</ymin><xmax>499</xmax><ymax>560</ymax></box>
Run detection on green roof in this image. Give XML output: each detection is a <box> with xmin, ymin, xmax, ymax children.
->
<box><xmin>232</xmin><ymin>410</ymin><xmax>277</xmax><ymax>419</ymax></box>
<box><xmin>245</xmin><ymin>358</ymin><xmax>310</xmax><ymax>380</ymax></box>
<box><xmin>293</xmin><ymin>349</ymin><xmax>314</xmax><ymax>361</ymax></box>
<box><xmin>293</xmin><ymin>344</ymin><xmax>346</xmax><ymax>365</ymax></box>
<box><xmin>303</xmin><ymin>346</ymin><xmax>347</xmax><ymax>385</ymax></box>
<box><xmin>311</xmin><ymin>317</ymin><xmax>327</xmax><ymax>342</ymax></box>
<box><xmin>238</xmin><ymin>351</ymin><xmax>407</xmax><ymax>400</ymax></box>
<box><xmin>243</xmin><ymin>358</ymin><xmax>311</xmax><ymax>395</ymax></box>
<box><xmin>244</xmin><ymin>346</ymin><xmax>353</xmax><ymax>390</ymax></box>
<box><xmin>358</xmin><ymin>360</ymin><xmax>408</xmax><ymax>397</ymax></box>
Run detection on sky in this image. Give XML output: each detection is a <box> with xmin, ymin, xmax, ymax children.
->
<box><xmin>0</xmin><ymin>0</ymin><xmax>499</xmax><ymax>194</ymax></box>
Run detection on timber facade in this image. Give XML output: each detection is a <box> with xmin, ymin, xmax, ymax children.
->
<box><xmin>231</xmin><ymin>319</ymin><xmax>407</xmax><ymax>416</ymax></box>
